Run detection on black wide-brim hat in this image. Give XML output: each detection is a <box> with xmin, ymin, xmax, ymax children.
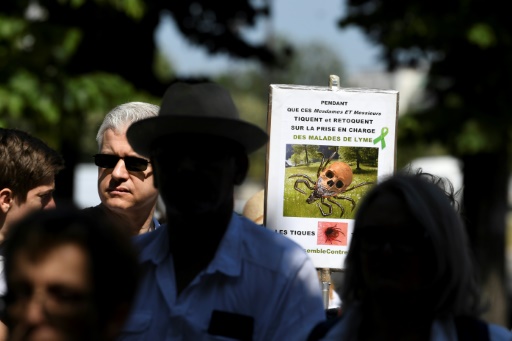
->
<box><xmin>127</xmin><ymin>82</ymin><xmax>269</xmax><ymax>157</ymax></box>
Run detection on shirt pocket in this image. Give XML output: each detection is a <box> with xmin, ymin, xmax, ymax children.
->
<box><xmin>117</xmin><ymin>312</ymin><xmax>152</xmax><ymax>341</ymax></box>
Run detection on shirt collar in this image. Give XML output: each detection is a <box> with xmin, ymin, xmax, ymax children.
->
<box><xmin>151</xmin><ymin>216</ymin><xmax>161</xmax><ymax>230</ymax></box>
<box><xmin>134</xmin><ymin>212</ymin><xmax>243</xmax><ymax>277</ymax></box>
<box><xmin>134</xmin><ymin>222</ymin><xmax>169</xmax><ymax>264</ymax></box>
<box><xmin>204</xmin><ymin>212</ymin><xmax>243</xmax><ymax>277</ymax></box>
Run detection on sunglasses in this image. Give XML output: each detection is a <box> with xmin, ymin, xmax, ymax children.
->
<box><xmin>93</xmin><ymin>154</ymin><xmax>150</xmax><ymax>172</ymax></box>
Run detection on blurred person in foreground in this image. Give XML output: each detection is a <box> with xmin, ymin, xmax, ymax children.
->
<box><xmin>2</xmin><ymin>207</ymin><xmax>139</xmax><ymax>341</ymax></box>
<box><xmin>121</xmin><ymin>81</ymin><xmax>326</xmax><ymax>340</ymax></box>
<box><xmin>84</xmin><ymin>102</ymin><xmax>161</xmax><ymax>235</ymax></box>
<box><xmin>0</xmin><ymin>128</ymin><xmax>64</xmax><ymax>340</ymax></box>
<box><xmin>307</xmin><ymin>172</ymin><xmax>512</xmax><ymax>340</ymax></box>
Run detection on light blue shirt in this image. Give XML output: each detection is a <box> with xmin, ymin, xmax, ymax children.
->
<box><xmin>118</xmin><ymin>213</ymin><xmax>326</xmax><ymax>341</ymax></box>
<box><xmin>151</xmin><ymin>216</ymin><xmax>161</xmax><ymax>230</ymax></box>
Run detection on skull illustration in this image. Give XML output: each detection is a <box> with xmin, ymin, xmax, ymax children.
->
<box><xmin>289</xmin><ymin>151</ymin><xmax>374</xmax><ymax>217</ymax></box>
<box><xmin>315</xmin><ymin>161</ymin><xmax>353</xmax><ymax>198</ymax></box>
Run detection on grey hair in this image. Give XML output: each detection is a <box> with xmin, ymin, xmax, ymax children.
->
<box><xmin>96</xmin><ymin>102</ymin><xmax>159</xmax><ymax>150</ymax></box>
<box><xmin>342</xmin><ymin>171</ymin><xmax>482</xmax><ymax>318</ymax></box>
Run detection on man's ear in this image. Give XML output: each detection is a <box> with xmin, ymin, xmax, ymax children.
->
<box><xmin>0</xmin><ymin>188</ymin><xmax>13</xmax><ymax>214</ymax></box>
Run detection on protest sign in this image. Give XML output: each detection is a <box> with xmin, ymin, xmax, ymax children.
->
<box><xmin>265</xmin><ymin>83</ymin><xmax>398</xmax><ymax>269</ymax></box>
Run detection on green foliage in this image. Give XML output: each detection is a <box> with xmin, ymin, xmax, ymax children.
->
<box><xmin>0</xmin><ymin>15</ymin><xmax>26</xmax><ymax>40</ymax></box>
<box><xmin>58</xmin><ymin>0</ymin><xmax>146</xmax><ymax>19</ymax></box>
<box><xmin>291</xmin><ymin>145</ymin><xmax>321</xmax><ymax>165</ymax></box>
<box><xmin>154</xmin><ymin>51</ymin><xmax>175</xmax><ymax>83</ymax></box>
<box><xmin>290</xmin><ymin>153</ymin><xmax>301</xmax><ymax>167</ymax></box>
<box><xmin>1</xmin><ymin>1</ymin><xmax>346</xmax><ymax>200</ymax></box>
<box><xmin>0</xmin><ymin>70</ymin><xmax>158</xmax><ymax>155</ymax></box>
<box><xmin>0</xmin><ymin>1</ymin><xmax>166</xmax><ymax>160</ymax></box>
<box><xmin>68</xmin><ymin>74</ymin><xmax>159</xmax><ymax>159</ymax></box>
<box><xmin>467</xmin><ymin>23</ymin><xmax>496</xmax><ymax>48</ymax></box>
<box><xmin>58</xmin><ymin>0</ymin><xmax>85</xmax><ymax>8</ymax></box>
<box><xmin>339</xmin><ymin>147</ymin><xmax>378</xmax><ymax>168</ymax></box>
<box><xmin>113</xmin><ymin>0</ymin><xmax>146</xmax><ymax>19</ymax></box>
<box><xmin>56</xmin><ymin>28</ymin><xmax>82</xmax><ymax>62</ymax></box>
<box><xmin>340</xmin><ymin>0</ymin><xmax>512</xmax><ymax>157</ymax></box>
<box><xmin>232</xmin><ymin>92</ymin><xmax>268</xmax><ymax>182</ymax></box>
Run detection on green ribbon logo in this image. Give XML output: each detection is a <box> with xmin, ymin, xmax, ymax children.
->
<box><xmin>373</xmin><ymin>127</ymin><xmax>389</xmax><ymax>149</ymax></box>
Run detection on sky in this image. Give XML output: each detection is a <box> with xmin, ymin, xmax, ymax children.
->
<box><xmin>155</xmin><ymin>0</ymin><xmax>385</xmax><ymax>78</ymax></box>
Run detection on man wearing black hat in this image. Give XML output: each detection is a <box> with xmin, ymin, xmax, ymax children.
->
<box><xmin>119</xmin><ymin>81</ymin><xmax>326</xmax><ymax>341</ymax></box>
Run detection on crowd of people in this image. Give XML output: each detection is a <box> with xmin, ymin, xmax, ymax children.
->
<box><xmin>0</xmin><ymin>80</ymin><xmax>511</xmax><ymax>341</ymax></box>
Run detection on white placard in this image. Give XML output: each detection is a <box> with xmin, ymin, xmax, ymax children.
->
<box><xmin>264</xmin><ymin>84</ymin><xmax>399</xmax><ymax>269</ymax></box>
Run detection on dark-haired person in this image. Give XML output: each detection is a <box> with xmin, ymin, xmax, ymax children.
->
<box><xmin>119</xmin><ymin>81</ymin><xmax>326</xmax><ymax>340</ymax></box>
<box><xmin>84</xmin><ymin>102</ymin><xmax>161</xmax><ymax>235</ymax></box>
<box><xmin>0</xmin><ymin>128</ymin><xmax>64</xmax><ymax>244</ymax></box>
<box><xmin>0</xmin><ymin>127</ymin><xmax>65</xmax><ymax>340</ymax></box>
<box><xmin>308</xmin><ymin>172</ymin><xmax>511</xmax><ymax>340</ymax></box>
<box><xmin>2</xmin><ymin>207</ymin><xmax>140</xmax><ymax>341</ymax></box>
